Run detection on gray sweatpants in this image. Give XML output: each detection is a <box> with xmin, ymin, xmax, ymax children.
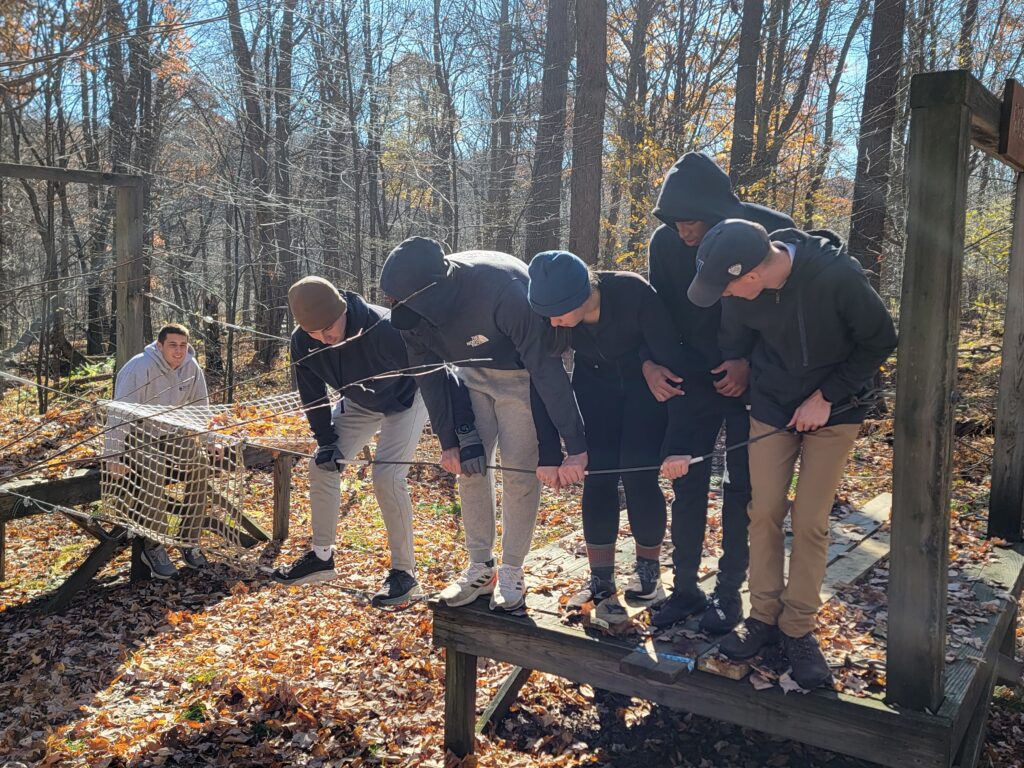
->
<box><xmin>457</xmin><ymin>367</ymin><xmax>541</xmax><ymax>568</ymax></box>
<box><xmin>308</xmin><ymin>393</ymin><xmax>429</xmax><ymax>573</ymax></box>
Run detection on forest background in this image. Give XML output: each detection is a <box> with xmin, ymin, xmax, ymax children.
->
<box><xmin>1</xmin><ymin>0</ymin><xmax>1023</xmax><ymax>378</ymax></box>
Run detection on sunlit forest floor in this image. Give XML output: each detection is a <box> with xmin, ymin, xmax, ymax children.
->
<box><xmin>1</xmin><ymin>326</ymin><xmax>1022</xmax><ymax>767</ymax></box>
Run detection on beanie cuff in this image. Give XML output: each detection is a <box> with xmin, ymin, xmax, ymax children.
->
<box><xmin>529</xmin><ymin>281</ymin><xmax>592</xmax><ymax>318</ymax></box>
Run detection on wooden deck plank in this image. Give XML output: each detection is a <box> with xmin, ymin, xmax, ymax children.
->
<box><xmin>432</xmin><ymin>599</ymin><xmax>951</xmax><ymax>768</ymax></box>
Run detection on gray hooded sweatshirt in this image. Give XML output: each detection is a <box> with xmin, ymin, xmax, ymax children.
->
<box><xmin>104</xmin><ymin>341</ymin><xmax>210</xmax><ymax>459</ymax></box>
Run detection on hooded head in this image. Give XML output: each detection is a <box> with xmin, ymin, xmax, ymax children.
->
<box><xmin>379</xmin><ymin>236</ymin><xmax>459</xmax><ymax>330</ymax></box>
<box><xmin>527</xmin><ymin>250</ymin><xmax>592</xmax><ymax>320</ymax></box>
<box><xmin>652</xmin><ymin>152</ymin><xmax>745</xmax><ymax>232</ymax></box>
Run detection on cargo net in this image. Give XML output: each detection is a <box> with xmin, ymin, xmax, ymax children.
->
<box><xmin>100</xmin><ymin>391</ymin><xmax>318</xmax><ymax>550</ymax></box>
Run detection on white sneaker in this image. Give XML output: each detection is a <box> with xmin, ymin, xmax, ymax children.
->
<box><xmin>439</xmin><ymin>562</ymin><xmax>496</xmax><ymax>607</ymax></box>
<box><xmin>489</xmin><ymin>564</ymin><xmax>526</xmax><ymax>611</ymax></box>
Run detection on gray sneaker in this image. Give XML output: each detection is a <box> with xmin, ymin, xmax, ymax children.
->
<box><xmin>141</xmin><ymin>543</ymin><xmax>178</xmax><ymax>579</ymax></box>
<box><xmin>180</xmin><ymin>547</ymin><xmax>210</xmax><ymax>569</ymax></box>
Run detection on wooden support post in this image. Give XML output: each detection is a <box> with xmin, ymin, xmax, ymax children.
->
<box><xmin>476</xmin><ymin>666</ymin><xmax>531</xmax><ymax>734</ymax></box>
<box><xmin>129</xmin><ymin>536</ymin><xmax>151</xmax><ymax>583</ymax></box>
<box><xmin>990</xmin><ymin>171</ymin><xmax>1024</xmax><ymax>541</ymax></box>
<box><xmin>115</xmin><ymin>184</ymin><xmax>145</xmax><ymax>372</ymax></box>
<box><xmin>444</xmin><ymin>648</ymin><xmax>477</xmax><ymax>759</ymax></box>
<box><xmin>888</xmin><ymin>71</ymin><xmax>972</xmax><ymax>712</ymax></box>
<box><xmin>0</xmin><ymin>519</ymin><xmax>5</xmax><ymax>581</ymax></box>
<box><xmin>272</xmin><ymin>454</ymin><xmax>294</xmax><ymax>542</ymax></box>
<box><xmin>47</xmin><ymin>525</ymin><xmax>129</xmax><ymax>613</ymax></box>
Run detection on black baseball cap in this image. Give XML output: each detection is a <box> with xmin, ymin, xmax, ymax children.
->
<box><xmin>687</xmin><ymin>219</ymin><xmax>771</xmax><ymax>307</ymax></box>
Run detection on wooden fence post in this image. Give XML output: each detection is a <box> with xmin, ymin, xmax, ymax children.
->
<box><xmin>887</xmin><ymin>71</ymin><xmax>972</xmax><ymax>712</ymax></box>
<box><xmin>272</xmin><ymin>454</ymin><xmax>293</xmax><ymax>542</ymax></box>
<box><xmin>115</xmin><ymin>183</ymin><xmax>145</xmax><ymax>372</ymax></box>
<box><xmin>989</xmin><ymin>171</ymin><xmax>1024</xmax><ymax>541</ymax></box>
<box><xmin>444</xmin><ymin>648</ymin><xmax>478</xmax><ymax>758</ymax></box>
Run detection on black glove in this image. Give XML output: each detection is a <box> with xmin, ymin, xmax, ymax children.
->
<box><xmin>456</xmin><ymin>424</ymin><xmax>487</xmax><ymax>476</ymax></box>
<box><xmin>314</xmin><ymin>445</ymin><xmax>345</xmax><ymax>472</ymax></box>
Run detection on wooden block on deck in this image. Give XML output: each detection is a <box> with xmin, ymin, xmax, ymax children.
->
<box><xmin>620</xmin><ymin>638</ymin><xmax>696</xmax><ymax>683</ymax></box>
<box><xmin>698</xmin><ymin>654</ymin><xmax>751</xmax><ymax>681</ymax></box>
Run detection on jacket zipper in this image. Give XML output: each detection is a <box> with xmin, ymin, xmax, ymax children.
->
<box><xmin>797</xmin><ymin>293</ymin><xmax>809</xmax><ymax>367</ymax></box>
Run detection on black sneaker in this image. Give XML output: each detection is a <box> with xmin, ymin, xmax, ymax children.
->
<box><xmin>371</xmin><ymin>569</ymin><xmax>424</xmax><ymax>607</ymax></box>
<box><xmin>567</xmin><ymin>574</ymin><xmax>616</xmax><ymax>609</ymax></box>
<box><xmin>699</xmin><ymin>589</ymin><xmax>744</xmax><ymax>635</ymax></box>
<box><xmin>624</xmin><ymin>558</ymin><xmax>662</xmax><ymax>601</ymax></box>
<box><xmin>719</xmin><ymin>617</ymin><xmax>780</xmax><ymax>660</ymax></box>
<box><xmin>783</xmin><ymin>632</ymin><xmax>832</xmax><ymax>689</ymax></box>
<box><xmin>141</xmin><ymin>543</ymin><xmax>178</xmax><ymax>580</ymax></box>
<box><xmin>651</xmin><ymin>589</ymin><xmax>708</xmax><ymax>628</ymax></box>
<box><xmin>272</xmin><ymin>551</ymin><xmax>336</xmax><ymax>585</ymax></box>
<box><xmin>180</xmin><ymin>547</ymin><xmax>210</xmax><ymax>569</ymax></box>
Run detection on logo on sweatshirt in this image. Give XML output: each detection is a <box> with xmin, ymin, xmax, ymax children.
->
<box><xmin>728</xmin><ymin>263</ymin><xmax>743</xmax><ymax>276</ymax></box>
<box><xmin>466</xmin><ymin>335</ymin><xmax>489</xmax><ymax>347</ymax></box>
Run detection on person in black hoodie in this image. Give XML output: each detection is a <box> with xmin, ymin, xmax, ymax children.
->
<box><xmin>380</xmin><ymin>238</ymin><xmax>587</xmax><ymax>613</ymax></box>
<box><xmin>647</xmin><ymin>151</ymin><xmax>794</xmax><ymax>634</ymax></box>
<box><xmin>526</xmin><ymin>251</ymin><xmax>691</xmax><ymax>606</ymax></box>
<box><xmin>682</xmin><ymin>219</ymin><xmax>896</xmax><ymax>689</ymax></box>
<box><xmin>272</xmin><ymin>277</ymin><xmax>482</xmax><ymax>609</ymax></box>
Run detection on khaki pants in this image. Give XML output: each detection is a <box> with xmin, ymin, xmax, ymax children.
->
<box><xmin>747</xmin><ymin>417</ymin><xmax>859</xmax><ymax>637</ymax></box>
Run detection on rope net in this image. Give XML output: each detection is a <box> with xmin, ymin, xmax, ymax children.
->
<box><xmin>100</xmin><ymin>391</ymin><xmax>317</xmax><ymax>549</ymax></box>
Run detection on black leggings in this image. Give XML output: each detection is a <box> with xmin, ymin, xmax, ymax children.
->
<box><xmin>573</xmin><ymin>365</ymin><xmax>667</xmax><ymax>548</ymax></box>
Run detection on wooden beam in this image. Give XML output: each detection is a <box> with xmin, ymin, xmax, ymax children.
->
<box><xmin>990</xmin><ymin>172</ymin><xmax>1024</xmax><ymax>541</ymax></box>
<box><xmin>46</xmin><ymin>525</ymin><xmax>129</xmax><ymax>613</ymax></box>
<box><xmin>272</xmin><ymin>454</ymin><xmax>293</xmax><ymax>542</ymax></box>
<box><xmin>0</xmin><ymin>162</ymin><xmax>143</xmax><ymax>188</ymax></box>
<box><xmin>0</xmin><ymin>469</ymin><xmax>102</xmax><ymax>520</ymax></box>
<box><xmin>475</xmin><ymin>666</ymin><xmax>531</xmax><ymax>734</ymax></box>
<box><xmin>443</xmin><ymin>648</ymin><xmax>477</xmax><ymax>759</ymax></box>
<box><xmin>909</xmin><ymin>70</ymin><xmax>1003</xmax><ymax>158</ymax></box>
<box><xmin>115</xmin><ymin>185</ymin><xmax>146</xmax><ymax>372</ymax></box>
<box><xmin>888</xmin><ymin>72</ymin><xmax>972</xmax><ymax>713</ymax></box>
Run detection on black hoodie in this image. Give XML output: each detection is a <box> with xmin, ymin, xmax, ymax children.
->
<box><xmin>648</xmin><ymin>152</ymin><xmax>794</xmax><ymax>388</ymax></box>
<box><xmin>718</xmin><ymin>229</ymin><xmax>897</xmax><ymax>429</ymax></box>
<box><xmin>291</xmin><ymin>291</ymin><xmax>467</xmax><ymax>450</ymax></box>
<box><xmin>379</xmin><ymin>243</ymin><xmax>586</xmax><ymax>455</ymax></box>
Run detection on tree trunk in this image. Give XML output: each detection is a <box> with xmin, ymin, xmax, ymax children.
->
<box><xmin>847</xmin><ymin>0</ymin><xmax>906</xmax><ymax>288</ymax></box>
<box><xmin>568</xmin><ymin>0</ymin><xmax>607</xmax><ymax>265</ymax></box>
<box><xmin>729</xmin><ymin>0</ymin><xmax>764</xmax><ymax>189</ymax></box>
<box><xmin>524</xmin><ymin>0</ymin><xmax>572</xmax><ymax>259</ymax></box>
<box><xmin>486</xmin><ymin>0</ymin><xmax>514</xmax><ymax>253</ymax></box>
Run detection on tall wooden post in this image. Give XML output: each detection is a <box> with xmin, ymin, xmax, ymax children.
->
<box><xmin>115</xmin><ymin>184</ymin><xmax>145</xmax><ymax>372</ymax></box>
<box><xmin>887</xmin><ymin>72</ymin><xmax>972</xmax><ymax>712</ymax></box>
<box><xmin>989</xmin><ymin>178</ymin><xmax>1024</xmax><ymax>540</ymax></box>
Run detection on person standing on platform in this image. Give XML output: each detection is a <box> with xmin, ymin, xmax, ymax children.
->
<box><xmin>646</xmin><ymin>152</ymin><xmax>794</xmax><ymax>635</ymax></box>
<box><xmin>526</xmin><ymin>251</ymin><xmax>691</xmax><ymax>606</ymax></box>
<box><xmin>680</xmin><ymin>219</ymin><xmax>896</xmax><ymax>689</ymax></box>
<box><xmin>380</xmin><ymin>238</ymin><xmax>587</xmax><ymax>612</ymax></box>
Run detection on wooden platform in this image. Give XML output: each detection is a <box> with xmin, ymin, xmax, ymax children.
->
<box><xmin>431</xmin><ymin>496</ymin><xmax>1024</xmax><ymax>767</ymax></box>
<box><xmin>0</xmin><ymin>449</ymin><xmax>295</xmax><ymax>610</ymax></box>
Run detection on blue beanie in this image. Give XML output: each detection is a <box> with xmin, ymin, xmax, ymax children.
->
<box><xmin>527</xmin><ymin>251</ymin><xmax>592</xmax><ymax>317</ymax></box>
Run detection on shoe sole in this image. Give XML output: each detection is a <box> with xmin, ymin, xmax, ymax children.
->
<box><xmin>624</xmin><ymin>588</ymin><xmax>660</xmax><ymax>602</ymax></box>
<box><xmin>440</xmin><ymin>577</ymin><xmax>496</xmax><ymax>607</ymax></box>
<box><xmin>651</xmin><ymin>602</ymin><xmax>708</xmax><ymax>629</ymax></box>
<box><xmin>272</xmin><ymin>569</ymin><xmax>338</xmax><ymax>586</ymax></box>
<box><xmin>372</xmin><ymin>585</ymin><xmax>425</xmax><ymax>608</ymax></box>
<box><xmin>720</xmin><ymin>640</ymin><xmax>777</xmax><ymax>661</ymax></box>
<box><xmin>140</xmin><ymin>551</ymin><xmax>177</xmax><ymax>580</ymax></box>
<box><xmin>489</xmin><ymin>595</ymin><xmax>526</xmax><ymax>612</ymax></box>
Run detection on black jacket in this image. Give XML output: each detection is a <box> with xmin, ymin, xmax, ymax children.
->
<box><xmin>531</xmin><ymin>272</ymin><xmax>691</xmax><ymax>463</ymax></box>
<box><xmin>385</xmin><ymin>250</ymin><xmax>587</xmax><ymax>455</ymax></box>
<box><xmin>718</xmin><ymin>229</ymin><xmax>897</xmax><ymax>429</ymax></box>
<box><xmin>648</xmin><ymin>152</ymin><xmax>794</xmax><ymax>388</ymax></box>
<box><xmin>292</xmin><ymin>292</ymin><xmax>467</xmax><ymax>449</ymax></box>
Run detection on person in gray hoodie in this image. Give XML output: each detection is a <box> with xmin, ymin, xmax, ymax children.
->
<box><xmin>380</xmin><ymin>237</ymin><xmax>587</xmax><ymax>612</ymax></box>
<box><xmin>104</xmin><ymin>323</ymin><xmax>211</xmax><ymax>579</ymax></box>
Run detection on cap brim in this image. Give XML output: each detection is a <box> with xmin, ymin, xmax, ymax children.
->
<box><xmin>388</xmin><ymin>303</ymin><xmax>423</xmax><ymax>331</ymax></box>
<box><xmin>686</xmin><ymin>276</ymin><xmax>725</xmax><ymax>308</ymax></box>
